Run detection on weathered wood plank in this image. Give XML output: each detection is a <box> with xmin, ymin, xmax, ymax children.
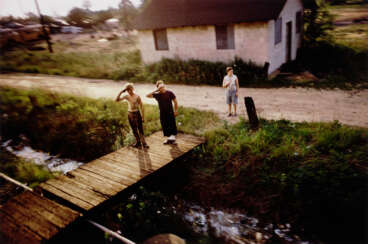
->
<box><xmin>79</xmin><ymin>163</ymin><xmax>135</xmax><ymax>186</ymax></box>
<box><xmin>101</xmin><ymin>156</ymin><xmax>158</xmax><ymax>174</ymax></box>
<box><xmin>67</xmin><ymin>170</ymin><xmax>120</xmax><ymax>196</ymax></box>
<box><xmin>85</xmin><ymin>159</ymin><xmax>140</xmax><ymax>182</ymax></box>
<box><xmin>114</xmin><ymin>149</ymin><xmax>173</xmax><ymax>165</ymax></box>
<box><xmin>0</xmin><ymin>211</ymin><xmax>42</xmax><ymax>244</ymax></box>
<box><xmin>21</xmin><ymin>191</ymin><xmax>80</xmax><ymax>222</ymax></box>
<box><xmin>12</xmin><ymin>194</ymin><xmax>72</xmax><ymax>229</ymax></box>
<box><xmin>0</xmin><ymin>200</ymin><xmax>59</xmax><ymax>239</ymax></box>
<box><xmin>75</xmin><ymin>167</ymin><xmax>129</xmax><ymax>189</ymax></box>
<box><xmin>71</xmin><ymin>168</ymin><xmax>123</xmax><ymax>189</ymax></box>
<box><xmin>39</xmin><ymin>183</ymin><xmax>94</xmax><ymax>210</ymax></box>
<box><xmin>45</xmin><ymin>178</ymin><xmax>106</xmax><ymax>206</ymax></box>
<box><xmin>57</xmin><ymin>175</ymin><xmax>112</xmax><ymax>200</ymax></box>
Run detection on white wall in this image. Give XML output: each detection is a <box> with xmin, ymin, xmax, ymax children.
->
<box><xmin>268</xmin><ymin>0</ymin><xmax>304</xmax><ymax>73</ymax></box>
<box><xmin>137</xmin><ymin>0</ymin><xmax>303</xmax><ymax>75</ymax></box>
<box><xmin>138</xmin><ymin>22</ymin><xmax>269</xmax><ymax>67</ymax></box>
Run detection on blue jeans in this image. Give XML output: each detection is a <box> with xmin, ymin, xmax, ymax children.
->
<box><xmin>226</xmin><ymin>89</ymin><xmax>238</xmax><ymax>104</ymax></box>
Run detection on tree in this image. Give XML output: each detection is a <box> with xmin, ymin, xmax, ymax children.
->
<box><xmin>66</xmin><ymin>7</ymin><xmax>92</xmax><ymax>27</ymax></box>
<box><xmin>119</xmin><ymin>0</ymin><xmax>138</xmax><ymax>31</ymax></box>
<box><xmin>93</xmin><ymin>10</ymin><xmax>115</xmax><ymax>26</ymax></box>
<box><xmin>303</xmin><ymin>0</ymin><xmax>335</xmax><ymax>45</ymax></box>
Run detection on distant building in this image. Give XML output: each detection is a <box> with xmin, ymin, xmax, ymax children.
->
<box><xmin>105</xmin><ymin>18</ymin><xmax>120</xmax><ymax>29</ymax></box>
<box><xmin>61</xmin><ymin>26</ymin><xmax>83</xmax><ymax>34</ymax></box>
<box><xmin>134</xmin><ymin>0</ymin><xmax>304</xmax><ymax>74</ymax></box>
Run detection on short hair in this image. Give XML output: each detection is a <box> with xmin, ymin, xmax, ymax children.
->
<box><xmin>124</xmin><ymin>83</ymin><xmax>134</xmax><ymax>91</ymax></box>
<box><xmin>226</xmin><ymin>67</ymin><xmax>233</xmax><ymax>72</ymax></box>
<box><xmin>156</xmin><ymin>80</ymin><xmax>164</xmax><ymax>87</ymax></box>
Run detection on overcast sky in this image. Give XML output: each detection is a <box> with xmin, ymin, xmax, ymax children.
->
<box><xmin>0</xmin><ymin>0</ymin><xmax>141</xmax><ymax>17</ymax></box>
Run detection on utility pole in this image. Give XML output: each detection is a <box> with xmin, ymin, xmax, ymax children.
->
<box><xmin>34</xmin><ymin>0</ymin><xmax>53</xmax><ymax>53</ymax></box>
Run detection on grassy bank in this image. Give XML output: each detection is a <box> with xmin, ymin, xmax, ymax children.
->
<box><xmin>96</xmin><ymin>119</ymin><xmax>368</xmax><ymax>243</ymax></box>
<box><xmin>0</xmin><ymin>86</ymin><xmax>220</xmax><ymax>162</ymax></box>
<box><xmin>0</xmin><ymin>148</ymin><xmax>56</xmax><ymax>188</ymax></box>
<box><xmin>186</xmin><ymin>119</ymin><xmax>368</xmax><ymax>242</ymax></box>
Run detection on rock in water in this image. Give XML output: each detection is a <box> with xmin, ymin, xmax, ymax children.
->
<box><xmin>143</xmin><ymin>234</ymin><xmax>186</xmax><ymax>244</ymax></box>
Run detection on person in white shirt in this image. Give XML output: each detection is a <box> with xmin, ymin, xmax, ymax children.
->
<box><xmin>222</xmin><ymin>67</ymin><xmax>239</xmax><ymax>116</ymax></box>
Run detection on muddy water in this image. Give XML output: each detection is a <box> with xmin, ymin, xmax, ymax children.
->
<box><xmin>1</xmin><ymin>135</ymin><xmax>83</xmax><ymax>174</ymax></box>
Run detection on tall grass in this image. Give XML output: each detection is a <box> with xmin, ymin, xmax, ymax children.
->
<box><xmin>185</xmin><ymin>119</ymin><xmax>367</xmax><ymax>241</ymax></box>
<box><xmin>0</xmin><ymin>50</ymin><xmax>143</xmax><ymax>80</ymax></box>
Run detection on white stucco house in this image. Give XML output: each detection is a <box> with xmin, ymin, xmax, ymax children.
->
<box><xmin>134</xmin><ymin>0</ymin><xmax>304</xmax><ymax>75</ymax></box>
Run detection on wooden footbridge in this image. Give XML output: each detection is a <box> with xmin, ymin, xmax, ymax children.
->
<box><xmin>0</xmin><ymin>132</ymin><xmax>204</xmax><ymax>244</ymax></box>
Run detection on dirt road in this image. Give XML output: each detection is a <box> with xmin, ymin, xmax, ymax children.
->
<box><xmin>1</xmin><ymin>73</ymin><xmax>367</xmax><ymax>128</ymax></box>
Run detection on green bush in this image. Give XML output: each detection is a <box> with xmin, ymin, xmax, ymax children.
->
<box><xmin>144</xmin><ymin>57</ymin><xmax>265</xmax><ymax>86</ymax></box>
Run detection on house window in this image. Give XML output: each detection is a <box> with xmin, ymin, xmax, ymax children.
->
<box><xmin>275</xmin><ymin>17</ymin><xmax>282</xmax><ymax>45</ymax></box>
<box><xmin>215</xmin><ymin>25</ymin><xmax>235</xmax><ymax>50</ymax></box>
<box><xmin>296</xmin><ymin>11</ymin><xmax>302</xmax><ymax>33</ymax></box>
<box><xmin>153</xmin><ymin>29</ymin><xmax>169</xmax><ymax>50</ymax></box>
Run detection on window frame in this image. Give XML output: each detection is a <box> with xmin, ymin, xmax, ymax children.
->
<box><xmin>215</xmin><ymin>24</ymin><xmax>235</xmax><ymax>50</ymax></box>
<box><xmin>275</xmin><ymin>17</ymin><xmax>282</xmax><ymax>45</ymax></box>
<box><xmin>153</xmin><ymin>28</ymin><xmax>169</xmax><ymax>51</ymax></box>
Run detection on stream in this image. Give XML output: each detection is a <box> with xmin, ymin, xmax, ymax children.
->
<box><xmin>181</xmin><ymin>203</ymin><xmax>310</xmax><ymax>243</ymax></box>
<box><xmin>1</xmin><ymin>134</ymin><xmax>83</xmax><ymax>174</ymax></box>
<box><xmin>1</xmin><ymin>135</ymin><xmax>313</xmax><ymax>244</ymax></box>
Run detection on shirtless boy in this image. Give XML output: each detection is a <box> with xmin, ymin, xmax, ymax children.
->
<box><xmin>116</xmin><ymin>83</ymin><xmax>149</xmax><ymax>148</ymax></box>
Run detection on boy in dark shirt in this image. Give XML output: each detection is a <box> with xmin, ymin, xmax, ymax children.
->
<box><xmin>146</xmin><ymin>80</ymin><xmax>178</xmax><ymax>144</ymax></box>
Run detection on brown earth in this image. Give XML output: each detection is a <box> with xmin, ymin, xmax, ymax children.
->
<box><xmin>0</xmin><ymin>73</ymin><xmax>367</xmax><ymax>128</ymax></box>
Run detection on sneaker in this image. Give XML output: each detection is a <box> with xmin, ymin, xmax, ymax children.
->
<box><xmin>233</xmin><ymin>113</ymin><xmax>237</xmax><ymax>117</ymax></box>
<box><xmin>142</xmin><ymin>143</ymin><xmax>149</xmax><ymax>148</ymax></box>
<box><xmin>228</xmin><ymin>113</ymin><xmax>232</xmax><ymax>117</ymax></box>
<box><xmin>163</xmin><ymin>139</ymin><xmax>171</xmax><ymax>145</ymax></box>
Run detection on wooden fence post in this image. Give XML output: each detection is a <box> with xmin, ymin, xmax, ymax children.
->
<box><xmin>244</xmin><ymin>97</ymin><xmax>259</xmax><ymax>129</ymax></box>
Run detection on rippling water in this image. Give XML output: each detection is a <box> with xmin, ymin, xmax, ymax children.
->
<box><xmin>1</xmin><ymin>136</ymin><xmax>83</xmax><ymax>174</ymax></box>
<box><xmin>183</xmin><ymin>204</ymin><xmax>310</xmax><ymax>244</ymax></box>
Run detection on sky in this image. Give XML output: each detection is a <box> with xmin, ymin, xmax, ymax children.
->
<box><xmin>0</xmin><ymin>0</ymin><xmax>142</xmax><ymax>18</ymax></box>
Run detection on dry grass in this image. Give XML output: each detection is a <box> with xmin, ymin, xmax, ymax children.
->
<box><xmin>330</xmin><ymin>3</ymin><xmax>368</xmax><ymax>22</ymax></box>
